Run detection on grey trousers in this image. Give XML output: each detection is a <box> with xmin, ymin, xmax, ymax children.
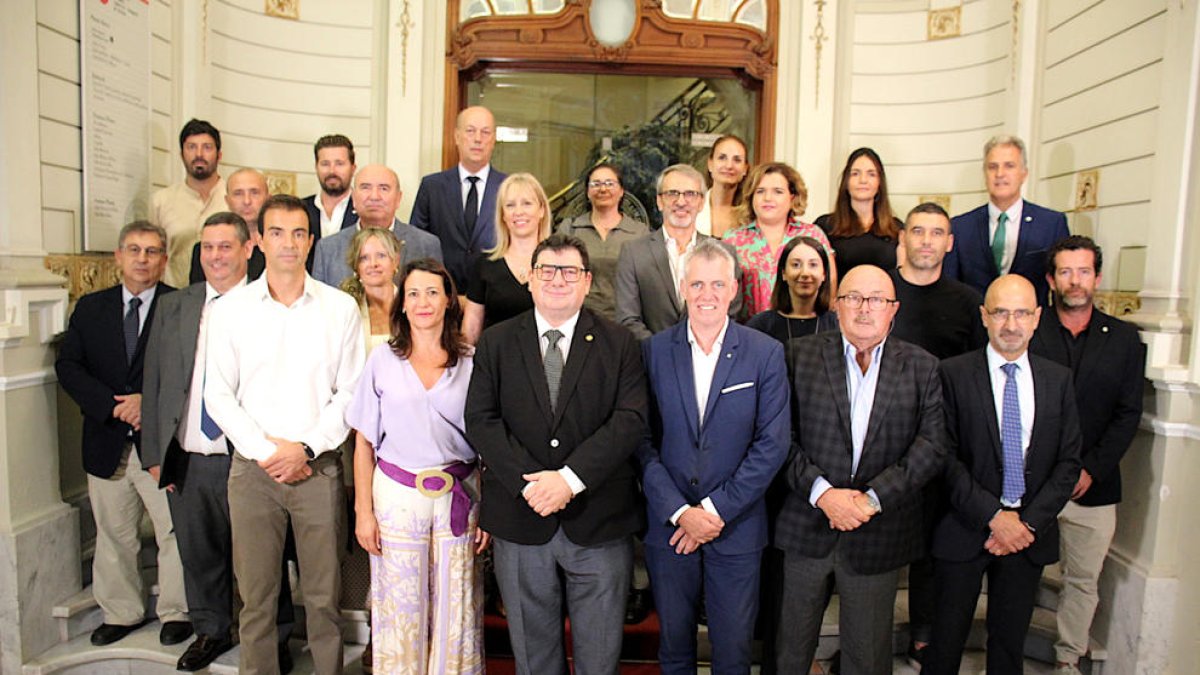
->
<box><xmin>776</xmin><ymin>546</ymin><xmax>898</xmax><ymax>675</ymax></box>
<box><xmin>229</xmin><ymin>452</ymin><xmax>346</xmax><ymax>675</ymax></box>
<box><xmin>493</xmin><ymin>528</ymin><xmax>632</xmax><ymax>675</ymax></box>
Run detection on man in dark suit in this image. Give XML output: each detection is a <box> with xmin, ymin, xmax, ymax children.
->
<box><xmin>311</xmin><ymin>164</ymin><xmax>442</xmax><ymax>288</ymax></box>
<box><xmin>465</xmin><ymin>233</ymin><xmax>648</xmax><ymax>675</ymax></box>
<box><xmin>615</xmin><ymin>164</ymin><xmax>741</xmax><ymax>339</ymax></box>
<box><xmin>775</xmin><ymin>264</ymin><xmax>947</xmax><ymax>674</ymax></box>
<box><xmin>924</xmin><ymin>274</ymin><xmax>1082</xmax><ymax>675</ymax></box>
<box><xmin>55</xmin><ymin>221</ymin><xmax>191</xmax><ymax>647</ymax></box>
<box><xmin>142</xmin><ymin>212</ymin><xmax>296</xmax><ymax>672</ymax></box>
<box><xmin>410</xmin><ymin>105</ymin><xmax>507</xmax><ymax>291</ymax></box>
<box><xmin>638</xmin><ymin>239</ymin><xmax>789</xmax><ymax>674</ymax></box>
<box><xmin>1030</xmin><ymin>236</ymin><xmax>1144</xmax><ymax>675</ymax></box>
<box><xmin>301</xmin><ymin>134</ymin><xmax>359</xmax><ymax>259</ymax></box>
<box><xmin>187</xmin><ymin>168</ymin><xmax>266</xmax><ymax>284</ymax></box>
<box><xmin>944</xmin><ymin>135</ymin><xmax>1069</xmax><ymax>306</ymax></box>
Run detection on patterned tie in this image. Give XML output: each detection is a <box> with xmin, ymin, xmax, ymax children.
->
<box><xmin>992</xmin><ymin>211</ymin><xmax>1009</xmax><ymax>272</ymax></box>
<box><xmin>543</xmin><ymin>329</ymin><xmax>564</xmax><ymax>412</ymax></box>
<box><xmin>199</xmin><ymin>296</ymin><xmax>222</xmax><ymax>440</ymax></box>
<box><xmin>464</xmin><ymin>176</ymin><xmax>481</xmax><ymax>234</ymax></box>
<box><xmin>1000</xmin><ymin>362</ymin><xmax>1026</xmax><ymax>504</ymax></box>
<box><xmin>123</xmin><ymin>297</ymin><xmax>142</xmax><ymax>364</ymax></box>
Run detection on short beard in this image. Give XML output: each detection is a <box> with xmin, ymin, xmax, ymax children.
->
<box><xmin>1056</xmin><ymin>290</ymin><xmax>1093</xmax><ymax>309</ymax></box>
<box><xmin>322</xmin><ymin>178</ymin><xmax>348</xmax><ymax>198</ymax></box>
<box><xmin>188</xmin><ymin>163</ymin><xmax>214</xmax><ymax>180</ymax></box>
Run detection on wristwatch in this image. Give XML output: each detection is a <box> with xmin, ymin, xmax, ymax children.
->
<box><xmin>301</xmin><ymin>443</ymin><xmax>316</xmax><ymax>460</ymax></box>
<box><xmin>865</xmin><ymin>493</ymin><xmax>881</xmax><ymax>514</ymax></box>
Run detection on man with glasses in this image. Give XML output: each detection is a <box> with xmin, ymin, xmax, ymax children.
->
<box><xmin>466</xmin><ymin>233</ymin><xmax>649</xmax><ymax>675</ymax></box>
<box><xmin>616</xmin><ymin>163</ymin><xmax>741</xmax><ymax>340</ymax></box>
<box><xmin>774</xmin><ymin>264</ymin><xmax>947</xmax><ymax>674</ymax></box>
<box><xmin>924</xmin><ymin>274</ymin><xmax>1081</xmax><ymax>675</ymax></box>
<box><xmin>56</xmin><ymin>221</ymin><xmax>192</xmax><ymax>647</ymax></box>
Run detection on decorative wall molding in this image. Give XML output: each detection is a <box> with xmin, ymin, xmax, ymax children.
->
<box><xmin>1140</xmin><ymin>413</ymin><xmax>1200</xmax><ymax>440</ymax></box>
<box><xmin>927</xmin><ymin>6</ymin><xmax>961</xmax><ymax>40</ymax></box>
<box><xmin>43</xmin><ymin>255</ymin><xmax>119</xmax><ymax>303</ymax></box>
<box><xmin>918</xmin><ymin>194</ymin><xmax>953</xmax><ymax>213</ymax></box>
<box><xmin>0</xmin><ymin>368</ymin><xmax>56</xmax><ymax>392</ymax></box>
<box><xmin>1074</xmin><ymin>169</ymin><xmax>1099</xmax><ymax>212</ymax></box>
<box><xmin>1095</xmin><ymin>290</ymin><xmax>1141</xmax><ymax>316</ymax></box>
<box><xmin>810</xmin><ymin>0</ymin><xmax>829</xmax><ymax>108</ymax></box>
<box><xmin>264</xmin><ymin>171</ymin><xmax>297</xmax><ymax>197</ymax></box>
<box><xmin>265</xmin><ymin>0</ymin><xmax>299</xmax><ymax>21</ymax></box>
<box><xmin>444</xmin><ymin>0</ymin><xmax>779</xmax><ymax>165</ymax></box>
<box><xmin>398</xmin><ymin>0</ymin><xmax>415</xmax><ymax>96</ymax></box>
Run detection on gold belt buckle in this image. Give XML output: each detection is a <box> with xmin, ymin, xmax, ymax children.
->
<box><xmin>415</xmin><ymin>469</ymin><xmax>454</xmax><ymax>498</ymax></box>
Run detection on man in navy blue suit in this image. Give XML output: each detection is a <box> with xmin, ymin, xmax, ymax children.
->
<box><xmin>638</xmin><ymin>238</ymin><xmax>790</xmax><ymax>674</ymax></box>
<box><xmin>944</xmin><ymin>135</ymin><xmax>1069</xmax><ymax>306</ymax></box>
<box><xmin>410</xmin><ymin>105</ymin><xmax>507</xmax><ymax>292</ymax></box>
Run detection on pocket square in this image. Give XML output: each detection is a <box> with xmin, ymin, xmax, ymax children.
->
<box><xmin>721</xmin><ymin>382</ymin><xmax>755</xmax><ymax>394</ymax></box>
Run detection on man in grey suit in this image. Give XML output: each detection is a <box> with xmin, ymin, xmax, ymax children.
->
<box><xmin>141</xmin><ymin>212</ymin><xmax>295</xmax><ymax>672</ymax></box>
<box><xmin>311</xmin><ymin>164</ymin><xmax>442</xmax><ymax>287</ymax></box>
<box><xmin>615</xmin><ymin>163</ymin><xmax>741</xmax><ymax>339</ymax></box>
<box><xmin>774</xmin><ymin>265</ymin><xmax>947</xmax><ymax>674</ymax></box>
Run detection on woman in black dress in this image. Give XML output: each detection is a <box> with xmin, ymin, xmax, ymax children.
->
<box><xmin>815</xmin><ymin>147</ymin><xmax>903</xmax><ymax>275</ymax></box>
<box><xmin>746</xmin><ymin>235</ymin><xmax>838</xmax><ymax>349</ymax></box>
<box><xmin>462</xmin><ymin>172</ymin><xmax>552</xmax><ymax>343</ymax></box>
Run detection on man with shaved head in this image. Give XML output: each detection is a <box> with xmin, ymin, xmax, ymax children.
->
<box><xmin>188</xmin><ymin>168</ymin><xmax>267</xmax><ymax>283</ymax></box>
<box><xmin>410</xmin><ymin>105</ymin><xmax>508</xmax><ymax>291</ymax></box>
<box><xmin>310</xmin><ymin>164</ymin><xmax>442</xmax><ymax>288</ymax></box>
<box><xmin>774</xmin><ymin>264</ymin><xmax>947</xmax><ymax>674</ymax></box>
<box><xmin>924</xmin><ymin>274</ymin><xmax>1081</xmax><ymax>675</ymax></box>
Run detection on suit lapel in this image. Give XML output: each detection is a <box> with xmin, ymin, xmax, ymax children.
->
<box><xmin>648</xmin><ymin>230</ymin><xmax>683</xmax><ymax>314</ymax></box>
<box><xmin>518</xmin><ymin>314</ymin><xmax>555</xmax><ymax>423</ymax></box>
<box><xmin>104</xmin><ymin>286</ymin><xmax>128</xmax><ymax>371</ymax></box>
<box><xmin>861</xmin><ymin>340</ymin><xmax>901</xmax><ymax>456</ymax></box>
<box><xmin>441</xmin><ymin>170</ymin><xmax>467</xmax><ymax>246</ymax></box>
<box><xmin>970</xmin><ymin>350</ymin><xmax>1004</xmax><ymax>464</ymax></box>
<box><xmin>472</xmin><ymin>171</ymin><xmax>502</xmax><ymax>248</ymax></box>
<box><xmin>971</xmin><ymin>207</ymin><xmax>1000</xmax><ymax>278</ymax></box>
<box><xmin>179</xmin><ymin>286</ymin><xmax>204</xmax><ymax>367</ymax></box>
<box><xmin>1028</xmin><ymin>356</ymin><xmax>1053</xmax><ymax>461</ymax></box>
<box><xmin>1009</xmin><ymin>199</ymin><xmax>1036</xmax><ymax>269</ymax></box>
<box><xmin>1032</xmin><ymin>311</ymin><xmax>1069</xmax><ymax>369</ymax></box>
<box><xmin>670</xmin><ymin>324</ymin><xmax>701</xmax><ymax>443</ymax></box>
<box><xmin>552</xmin><ymin>311</ymin><xmax>596</xmax><ymax>429</ymax></box>
<box><xmin>1073</xmin><ymin>313</ymin><xmax>1109</xmax><ymax>394</ymax></box>
<box><xmin>821</xmin><ymin>335</ymin><xmax>853</xmax><ymax>449</ymax></box>
<box><xmin>700</xmin><ymin>323</ymin><xmax>739</xmax><ymax>431</ymax></box>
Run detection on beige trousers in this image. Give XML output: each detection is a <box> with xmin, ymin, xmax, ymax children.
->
<box><xmin>1055</xmin><ymin>500</ymin><xmax>1117</xmax><ymax>664</ymax></box>
<box><xmin>86</xmin><ymin>444</ymin><xmax>188</xmax><ymax>625</ymax></box>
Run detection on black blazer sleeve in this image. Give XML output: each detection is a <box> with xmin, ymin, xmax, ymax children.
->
<box><xmin>1021</xmin><ymin>368</ymin><xmax>1082</xmax><ymax>533</ymax></box>
<box><xmin>55</xmin><ymin>293</ymin><xmax>120</xmax><ymax>425</ymax></box>
<box><xmin>1084</xmin><ymin>333</ymin><xmax>1144</xmax><ymax>484</ymax></box>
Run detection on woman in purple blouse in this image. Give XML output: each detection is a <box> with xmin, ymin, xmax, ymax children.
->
<box><xmin>346</xmin><ymin>258</ymin><xmax>488</xmax><ymax>674</ymax></box>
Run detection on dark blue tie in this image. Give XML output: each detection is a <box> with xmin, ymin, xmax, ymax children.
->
<box><xmin>199</xmin><ymin>296</ymin><xmax>222</xmax><ymax>440</ymax></box>
<box><xmin>123</xmin><ymin>297</ymin><xmax>142</xmax><ymax>364</ymax></box>
<box><xmin>1000</xmin><ymin>362</ymin><xmax>1025</xmax><ymax>504</ymax></box>
<box><xmin>464</xmin><ymin>176</ymin><xmax>480</xmax><ymax>234</ymax></box>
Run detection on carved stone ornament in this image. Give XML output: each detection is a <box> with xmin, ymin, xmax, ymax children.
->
<box><xmin>265</xmin><ymin>0</ymin><xmax>299</xmax><ymax>21</ymax></box>
<box><xmin>1075</xmin><ymin>169</ymin><xmax>1099</xmax><ymax>212</ymax></box>
<box><xmin>918</xmin><ymin>194</ymin><xmax>953</xmax><ymax>213</ymax></box>
<box><xmin>928</xmin><ymin>6</ymin><xmax>962</xmax><ymax>40</ymax></box>
<box><xmin>1094</xmin><ymin>290</ymin><xmax>1141</xmax><ymax>316</ymax></box>
<box><xmin>264</xmin><ymin>170</ymin><xmax>298</xmax><ymax>197</ymax></box>
<box><xmin>44</xmin><ymin>254</ymin><xmax>121</xmax><ymax>303</ymax></box>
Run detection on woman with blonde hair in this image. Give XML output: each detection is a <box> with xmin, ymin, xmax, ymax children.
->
<box><xmin>462</xmin><ymin>172</ymin><xmax>553</xmax><ymax>343</ymax></box>
<box><xmin>342</xmin><ymin>227</ymin><xmax>403</xmax><ymax>350</ymax></box>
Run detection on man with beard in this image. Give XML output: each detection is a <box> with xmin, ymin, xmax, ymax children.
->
<box><xmin>1029</xmin><ymin>236</ymin><xmax>1144</xmax><ymax>675</ymax></box>
<box><xmin>151</xmin><ymin>119</ymin><xmax>227</xmax><ymax>288</ymax></box>
<box><xmin>302</xmin><ymin>135</ymin><xmax>359</xmax><ymax>263</ymax></box>
<box><xmin>188</xmin><ymin>168</ymin><xmax>267</xmax><ymax>283</ymax></box>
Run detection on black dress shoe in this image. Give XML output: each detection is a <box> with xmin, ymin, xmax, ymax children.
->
<box><xmin>91</xmin><ymin>620</ymin><xmax>148</xmax><ymax>646</ymax></box>
<box><xmin>176</xmin><ymin>634</ymin><xmax>234</xmax><ymax>671</ymax></box>
<box><xmin>278</xmin><ymin>642</ymin><xmax>294</xmax><ymax>675</ymax></box>
<box><xmin>624</xmin><ymin>588</ymin><xmax>651</xmax><ymax>625</ymax></box>
<box><xmin>160</xmin><ymin>620</ymin><xmax>194</xmax><ymax>646</ymax></box>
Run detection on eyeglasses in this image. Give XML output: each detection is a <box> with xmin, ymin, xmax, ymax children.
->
<box><xmin>987</xmin><ymin>308</ymin><xmax>1037</xmax><ymax>321</ymax></box>
<box><xmin>837</xmin><ymin>294</ymin><xmax>897</xmax><ymax>310</ymax></box>
<box><xmin>121</xmin><ymin>244</ymin><xmax>166</xmax><ymax>258</ymax></box>
<box><xmin>659</xmin><ymin>189</ymin><xmax>704</xmax><ymax>203</ymax></box>
<box><xmin>532</xmin><ymin>264</ymin><xmax>588</xmax><ymax>283</ymax></box>
<box><xmin>588</xmin><ymin>179</ymin><xmax>619</xmax><ymax>189</ymax></box>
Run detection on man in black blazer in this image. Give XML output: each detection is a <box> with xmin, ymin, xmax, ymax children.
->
<box><xmin>925</xmin><ymin>274</ymin><xmax>1082</xmax><ymax>675</ymax></box>
<box><xmin>1030</xmin><ymin>236</ymin><xmax>1144</xmax><ymax>675</ymax></box>
<box><xmin>466</xmin><ymin>233</ymin><xmax>648</xmax><ymax>675</ymax></box>
<box><xmin>944</xmin><ymin>135</ymin><xmax>1069</xmax><ymax>306</ymax></box>
<box><xmin>301</xmin><ymin>134</ymin><xmax>359</xmax><ymax>267</ymax></box>
<box><xmin>410</xmin><ymin>105</ymin><xmax>507</xmax><ymax>292</ymax></box>
<box><xmin>55</xmin><ymin>221</ymin><xmax>191</xmax><ymax>647</ymax></box>
<box><xmin>775</xmin><ymin>265</ymin><xmax>947</xmax><ymax>675</ymax></box>
<box><xmin>142</xmin><ymin>212</ymin><xmax>296</xmax><ymax>672</ymax></box>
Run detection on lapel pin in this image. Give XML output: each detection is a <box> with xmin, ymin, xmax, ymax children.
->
<box><xmin>726</xmin><ymin>352</ymin><xmax>732</xmax><ymax>359</ymax></box>
<box><xmin>1102</xmin><ymin>326</ymin><xmax>1109</xmax><ymax>333</ymax></box>
<box><xmin>585</xmin><ymin>334</ymin><xmax>594</xmax><ymax>342</ymax></box>
<box><xmin>1025</xmin><ymin>215</ymin><xmax>1033</xmax><ymax>222</ymax></box>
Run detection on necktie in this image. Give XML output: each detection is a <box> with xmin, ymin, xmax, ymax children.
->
<box><xmin>543</xmin><ymin>329</ymin><xmax>564</xmax><ymax>412</ymax></box>
<box><xmin>992</xmin><ymin>211</ymin><xmax>1009</xmax><ymax>272</ymax></box>
<box><xmin>1000</xmin><ymin>362</ymin><xmax>1026</xmax><ymax>504</ymax></box>
<box><xmin>124</xmin><ymin>297</ymin><xmax>142</xmax><ymax>363</ymax></box>
<box><xmin>464</xmin><ymin>176</ymin><xmax>481</xmax><ymax>234</ymax></box>
<box><xmin>199</xmin><ymin>296</ymin><xmax>222</xmax><ymax>440</ymax></box>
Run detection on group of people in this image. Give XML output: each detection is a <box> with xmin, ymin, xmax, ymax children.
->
<box><xmin>54</xmin><ymin>104</ymin><xmax>1144</xmax><ymax>675</ymax></box>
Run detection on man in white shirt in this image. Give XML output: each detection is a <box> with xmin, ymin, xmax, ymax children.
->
<box><xmin>637</xmin><ymin>239</ymin><xmax>790</xmax><ymax>673</ymax></box>
<box><xmin>150</xmin><ymin>119</ymin><xmax>227</xmax><ymax>287</ymax></box>
<box><xmin>204</xmin><ymin>194</ymin><xmax>365</xmax><ymax>675</ymax></box>
<box><xmin>302</xmin><ymin>134</ymin><xmax>359</xmax><ymax>258</ymax></box>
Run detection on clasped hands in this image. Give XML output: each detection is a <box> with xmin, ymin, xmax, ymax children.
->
<box><xmin>112</xmin><ymin>393</ymin><xmax>142</xmax><ymax>430</ymax></box>
<box><xmin>985</xmin><ymin>510</ymin><xmax>1034</xmax><ymax>556</ymax></box>
<box><xmin>261</xmin><ymin>436</ymin><xmax>313</xmax><ymax>484</ymax></box>
<box><xmin>670</xmin><ymin>507</ymin><xmax>725</xmax><ymax>555</ymax></box>
<box><xmin>523</xmin><ymin>470</ymin><xmax>574</xmax><ymax>517</ymax></box>
<box><xmin>816</xmin><ymin>488</ymin><xmax>878</xmax><ymax>531</ymax></box>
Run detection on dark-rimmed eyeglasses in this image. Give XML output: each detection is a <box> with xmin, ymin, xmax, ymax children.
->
<box><xmin>837</xmin><ymin>294</ymin><xmax>898</xmax><ymax>310</ymax></box>
<box><xmin>986</xmin><ymin>308</ymin><xmax>1037</xmax><ymax>321</ymax></box>
<box><xmin>121</xmin><ymin>244</ymin><xmax>166</xmax><ymax>258</ymax></box>
<box><xmin>532</xmin><ymin>264</ymin><xmax>588</xmax><ymax>283</ymax></box>
<box><xmin>588</xmin><ymin>179</ymin><xmax>619</xmax><ymax>189</ymax></box>
<box><xmin>658</xmin><ymin>189</ymin><xmax>703</xmax><ymax>203</ymax></box>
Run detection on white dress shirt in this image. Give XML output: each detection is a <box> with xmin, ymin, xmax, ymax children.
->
<box><xmin>121</xmin><ymin>284</ymin><xmax>159</xmax><ymax>334</ymax></box>
<box><xmin>316</xmin><ymin>192</ymin><xmax>352</xmax><ymax>238</ymax></box>
<box><xmin>530</xmin><ymin>308</ymin><xmax>586</xmax><ymax>495</ymax></box>
<box><xmin>203</xmin><ymin>274</ymin><xmax>365</xmax><ymax>461</ymax></box>
<box><xmin>809</xmin><ymin>337</ymin><xmax>885</xmax><ymax>510</ymax></box>
<box><xmin>458</xmin><ymin>164</ymin><xmax>492</xmax><ymax>214</ymax></box>
<box><xmin>987</xmin><ymin>199</ymin><xmax>1024</xmax><ymax>274</ymax></box>
<box><xmin>664</xmin><ymin>228</ymin><xmax>697</xmax><ymax>304</ymax></box>
<box><xmin>986</xmin><ymin>344</ymin><xmax>1035</xmax><ymax>459</ymax></box>
<box><xmin>668</xmin><ymin>319</ymin><xmax>729</xmax><ymax>526</ymax></box>
<box><xmin>177</xmin><ymin>278</ymin><xmax>247</xmax><ymax>455</ymax></box>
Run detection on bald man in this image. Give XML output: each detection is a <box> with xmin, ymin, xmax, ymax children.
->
<box><xmin>924</xmin><ymin>275</ymin><xmax>1081</xmax><ymax>675</ymax></box>
<box><xmin>774</xmin><ymin>265</ymin><xmax>947</xmax><ymax>674</ymax></box>
<box><xmin>310</xmin><ymin>164</ymin><xmax>442</xmax><ymax>288</ymax></box>
<box><xmin>188</xmin><ymin>168</ymin><xmax>267</xmax><ymax>283</ymax></box>
<box><xmin>410</xmin><ymin>106</ymin><xmax>508</xmax><ymax>291</ymax></box>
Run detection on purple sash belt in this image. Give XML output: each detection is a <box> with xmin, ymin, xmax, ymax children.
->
<box><xmin>376</xmin><ymin>459</ymin><xmax>475</xmax><ymax>537</ymax></box>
